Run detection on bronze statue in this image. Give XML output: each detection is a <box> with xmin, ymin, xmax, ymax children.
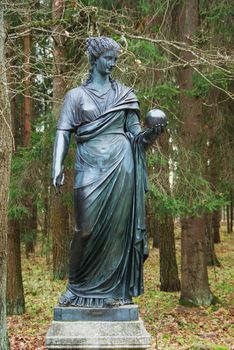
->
<box><xmin>52</xmin><ymin>37</ymin><xmax>167</xmax><ymax>307</ymax></box>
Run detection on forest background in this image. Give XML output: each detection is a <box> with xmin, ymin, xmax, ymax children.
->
<box><xmin>0</xmin><ymin>0</ymin><xmax>233</xmax><ymax>349</ymax></box>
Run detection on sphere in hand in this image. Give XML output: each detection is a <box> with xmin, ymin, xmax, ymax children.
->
<box><xmin>145</xmin><ymin>109</ymin><xmax>167</xmax><ymax>128</ymax></box>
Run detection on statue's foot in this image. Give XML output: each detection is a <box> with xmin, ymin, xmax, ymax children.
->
<box><xmin>104</xmin><ymin>298</ymin><xmax>120</xmax><ymax>308</ymax></box>
<box><xmin>122</xmin><ymin>297</ymin><xmax>133</xmax><ymax>305</ymax></box>
<box><xmin>103</xmin><ymin>297</ymin><xmax>133</xmax><ymax>308</ymax></box>
<box><xmin>59</xmin><ymin>289</ymin><xmax>76</xmax><ymax>306</ymax></box>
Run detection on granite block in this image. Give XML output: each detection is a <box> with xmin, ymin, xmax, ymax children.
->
<box><xmin>46</xmin><ymin>319</ymin><xmax>151</xmax><ymax>350</ymax></box>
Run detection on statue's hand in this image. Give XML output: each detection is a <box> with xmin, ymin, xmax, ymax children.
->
<box><xmin>52</xmin><ymin>166</ymin><xmax>64</xmax><ymax>194</ymax></box>
<box><xmin>151</xmin><ymin>123</ymin><xmax>166</xmax><ymax>136</ymax></box>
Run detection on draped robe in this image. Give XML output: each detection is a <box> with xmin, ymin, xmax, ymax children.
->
<box><xmin>56</xmin><ymin>81</ymin><xmax>148</xmax><ymax>307</ymax></box>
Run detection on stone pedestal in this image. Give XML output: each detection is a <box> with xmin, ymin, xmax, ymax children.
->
<box><xmin>46</xmin><ymin>305</ymin><xmax>151</xmax><ymax>350</ymax></box>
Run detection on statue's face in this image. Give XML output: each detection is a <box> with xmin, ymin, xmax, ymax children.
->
<box><xmin>95</xmin><ymin>50</ymin><xmax>118</xmax><ymax>76</ymax></box>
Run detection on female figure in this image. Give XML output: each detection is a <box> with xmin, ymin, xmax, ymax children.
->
<box><xmin>52</xmin><ymin>37</ymin><xmax>165</xmax><ymax>307</ymax></box>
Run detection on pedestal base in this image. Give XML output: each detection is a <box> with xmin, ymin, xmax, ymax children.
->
<box><xmin>46</xmin><ymin>319</ymin><xmax>151</xmax><ymax>350</ymax></box>
<box><xmin>46</xmin><ymin>305</ymin><xmax>151</xmax><ymax>350</ymax></box>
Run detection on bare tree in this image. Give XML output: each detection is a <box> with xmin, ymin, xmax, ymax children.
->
<box><xmin>50</xmin><ymin>0</ymin><xmax>71</xmax><ymax>279</ymax></box>
<box><xmin>7</xmin><ymin>218</ymin><xmax>25</xmax><ymax>315</ymax></box>
<box><xmin>177</xmin><ymin>0</ymin><xmax>214</xmax><ymax>305</ymax></box>
<box><xmin>22</xmin><ymin>25</ymin><xmax>38</xmax><ymax>257</ymax></box>
<box><xmin>0</xmin><ymin>7</ymin><xmax>12</xmax><ymax>349</ymax></box>
<box><xmin>155</xmin><ymin>135</ymin><xmax>180</xmax><ymax>292</ymax></box>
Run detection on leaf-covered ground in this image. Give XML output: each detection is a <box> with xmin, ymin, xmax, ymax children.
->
<box><xmin>7</xmin><ymin>227</ymin><xmax>234</xmax><ymax>350</ymax></box>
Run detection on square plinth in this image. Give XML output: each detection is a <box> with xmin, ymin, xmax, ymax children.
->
<box><xmin>46</xmin><ymin>318</ymin><xmax>151</xmax><ymax>350</ymax></box>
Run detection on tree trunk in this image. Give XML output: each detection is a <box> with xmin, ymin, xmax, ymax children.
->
<box><xmin>52</xmin><ymin>201</ymin><xmax>71</xmax><ymax>279</ymax></box>
<box><xmin>227</xmin><ymin>204</ymin><xmax>231</xmax><ymax>233</ymax></box>
<box><xmin>23</xmin><ymin>200</ymin><xmax>37</xmax><ymax>258</ymax></box>
<box><xmin>205</xmin><ymin>101</ymin><xmax>222</xmax><ymax>246</ymax></box>
<box><xmin>22</xmin><ymin>28</ymin><xmax>37</xmax><ymax>256</ymax></box>
<box><xmin>213</xmin><ymin>210</ymin><xmax>221</xmax><ymax>244</ymax></box>
<box><xmin>23</xmin><ymin>32</ymin><xmax>31</xmax><ymax>147</ymax></box>
<box><xmin>51</xmin><ymin>0</ymin><xmax>71</xmax><ymax>279</ymax></box>
<box><xmin>159</xmin><ymin>215</ymin><xmax>180</xmax><ymax>292</ymax></box>
<box><xmin>7</xmin><ymin>220</ymin><xmax>25</xmax><ymax>315</ymax></box>
<box><xmin>146</xmin><ymin>199</ymin><xmax>159</xmax><ymax>248</ymax></box>
<box><xmin>177</xmin><ymin>0</ymin><xmax>214</xmax><ymax>305</ymax></box>
<box><xmin>204</xmin><ymin>213</ymin><xmax>220</xmax><ymax>266</ymax></box>
<box><xmin>0</xmin><ymin>8</ymin><xmax>11</xmax><ymax>348</ymax></box>
<box><xmin>156</xmin><ymin>131</ymin><xmax>180</xmax><ymax>291</ymax></box>
<box><xmin>152</xmin><ymin>217</ymin><xmax>159</xmax><ymax>249</ymax></box>
<box><xmin>5</xmin><ymin>34</ymin><xmax>25</xmax><ymax>315</ymax></box>
<box><xmin>43</xmin><ymin>180</ymin><xmax>51</xmax><ymax>265</ymax></box>
<box><xmin>180</xmin><ymin>217</ymin><xmax>213</xmax><ymax>305</ymax></box>
<box><xmin>230</xmin><ymin>189</ymin><xmax>233</xmax><ymax>233</ymax></box>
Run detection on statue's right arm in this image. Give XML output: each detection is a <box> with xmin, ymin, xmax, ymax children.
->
<box><xmin>52</xmin><ymin>129</ymin><xmax>71</xmax><ymax>191</ymax></box>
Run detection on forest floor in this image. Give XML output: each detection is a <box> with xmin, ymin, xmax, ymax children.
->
<box><xmin>7</xmin><ymin>226</ymin><xmax>234</xmax><ymax>350</ymax></box>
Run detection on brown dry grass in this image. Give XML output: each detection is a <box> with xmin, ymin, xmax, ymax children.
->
<box><xmin>8</xmin><ymin>226</ymin><xmax>234</xmax><ymax>349</ymax></box>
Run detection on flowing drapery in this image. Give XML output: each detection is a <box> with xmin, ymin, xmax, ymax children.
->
<box><xmin>57</xmin><ymin>82</ymin><xmax>148</xmax><ymax>306</ymax></box>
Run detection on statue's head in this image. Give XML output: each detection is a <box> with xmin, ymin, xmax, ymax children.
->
<box><xmin>85</xmin><ymin>37</ymin><xmax>121</xmax><ymax>84</ymax></box>
<box><xmin>86</xmin><ymin>37</ymin><xmax>121</xmax><ymax>66</ymax></box>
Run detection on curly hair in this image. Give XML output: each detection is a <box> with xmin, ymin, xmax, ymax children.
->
<box><xmin>84</xmin><ymin>37</ymin><xmax>121</xmax><ymax>85</ymax></box>
<box><xmin>86</xmin><ymin>37</ymin><xmax>120</xmax><ymax>63</ymax></box>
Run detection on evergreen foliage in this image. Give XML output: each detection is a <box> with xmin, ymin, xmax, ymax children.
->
<box><xmin>3</xmin><ymin>0</ymin><xmax>233</xmax><ymax>230</ymax></box>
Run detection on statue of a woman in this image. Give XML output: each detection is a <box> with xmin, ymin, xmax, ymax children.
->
<box><xmin>52</xmin><ymin>37</ymin><xmax>166</xmax><ymax>308</ymax></box>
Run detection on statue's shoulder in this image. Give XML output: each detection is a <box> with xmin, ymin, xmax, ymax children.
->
<box><xmin>114</xmin><ymin>81</ymin><xmax>138</xmax><ymax>100</ymax></box>
<box><xmin>65</xmin><ymin>86</ymin><xmax>84</xmax><ymax>100</ymax></box>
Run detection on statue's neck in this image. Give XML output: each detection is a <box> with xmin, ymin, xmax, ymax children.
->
<box><xmin>91</xmin><ymin>68</ymin><xmax>110</xmax><ymax>90</ymax></box>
